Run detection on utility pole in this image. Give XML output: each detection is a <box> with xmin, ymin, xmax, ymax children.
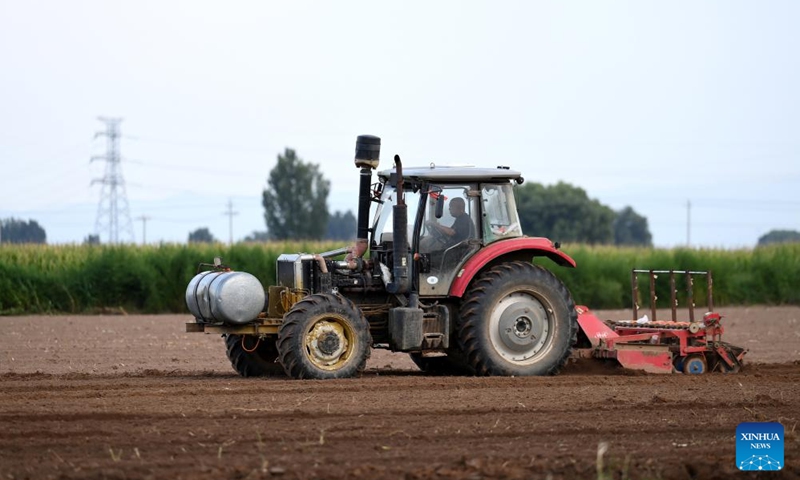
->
<box><xmin>135</xmin><ymin>215</ymin><xmax>151</xmax><ymax>244</ymax></box>
<box><xmin>223</xmin><ymin>199</ymin><xmax>238</xmax><ymax>245</ymax></box>
<box><xmin>686</xmin><ymin>199</ymin><xmax>691</xmax><ymax>247</ymax></box>
<box><xmin>91</xmin><ymin>117</ymin><xmax>134</xmax><ymax>244</ymax></box>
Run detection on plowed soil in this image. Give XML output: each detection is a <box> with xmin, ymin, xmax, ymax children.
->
<box><xmin>1</xmin><ymin>306</ymin><xmax>798</xmax><ymax>479</ymax></box>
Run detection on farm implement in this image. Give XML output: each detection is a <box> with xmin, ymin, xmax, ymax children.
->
<box><xmin>183</xmin><ymin>135</ymin><xmax>747</xmax><ymax>379</ymax></box>
<box><xmin>573</xmin><ymin>270</ymin><xmax>747</xmax><ymax>374</ymax></box>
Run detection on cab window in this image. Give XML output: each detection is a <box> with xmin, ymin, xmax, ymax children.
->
<box><xmin>481</xmin><ymin>183</ymin><xmax>523</xmax><ymax>244</ymax></box>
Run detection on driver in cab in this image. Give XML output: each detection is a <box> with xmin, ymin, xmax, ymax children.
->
<box><xmin>424</xmin><ymin>197</ymin><xmax>471</xmax><ymax>249</ymax></box>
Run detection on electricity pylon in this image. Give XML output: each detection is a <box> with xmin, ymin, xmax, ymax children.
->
<box><xmin>91</xmin><ymin>117</ymin><xmax>135</xmax><ymax>244</ymax></box>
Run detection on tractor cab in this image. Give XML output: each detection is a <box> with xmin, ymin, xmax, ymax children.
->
<box><xmin>370</xmin><ymin>166</ymin><xmax>524</xmax><ymax>296</ymax></box>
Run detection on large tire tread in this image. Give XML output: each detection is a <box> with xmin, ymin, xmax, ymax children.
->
<box><xmin>225</xmin><ymin>334</ymin><xmax>285</xmax><ymax>377</ymax></box>
<box><xmin>458</xmin><ymin>261</ymin><xmax>578</xmax><ymax>376</ymax></box>
<box><xmin>277</xmin><ymin>293</ymin><xmax>372</xmax><ymax>380</ymax></box>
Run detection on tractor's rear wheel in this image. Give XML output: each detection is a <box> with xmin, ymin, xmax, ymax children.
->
<box><xmin>225</xmin><ymin>334</ymin><xmax>285</xmax><ymax>377</ymax></box>
<box><xmin>277</xmin><ymin>293</ymin><xmax>371</xmax><ymax>379</ymax></box>
<box><xmin>409</xmin><ymin>349</ymin><xmax>474</xmax><ymax>376</ymax></box>
<box><xmin>458</xmin><ymin>261</ymin><xmax>578</xmax><ymax>376</ymax></box>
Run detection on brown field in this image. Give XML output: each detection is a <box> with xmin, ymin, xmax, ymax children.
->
<box><xmin>1</xmin><ymin>306</ymin><xmax>798</xmax><ymax>479</ymax></box>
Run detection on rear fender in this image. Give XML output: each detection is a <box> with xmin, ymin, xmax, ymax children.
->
<box><xmin>448</xmin><ymin>237</ymin><xmax>576</xmax><ymax>298</ymax></box>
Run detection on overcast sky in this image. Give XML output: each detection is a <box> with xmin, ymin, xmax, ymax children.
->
<box><xmin>1</xmin><ymin>1</ymin><xmax>798</xmax><ymax>248</ymax></box>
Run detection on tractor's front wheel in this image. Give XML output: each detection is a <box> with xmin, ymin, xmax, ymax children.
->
<box><xmin>225</xmin><ymin>334</ymin><xmax>285</xmax><ymax>377</ymax></box>
<box><xmin>277</xmin><ymin>293</ymin><xmax>371</xmax><ymax>379</ymax></box>
<box><xmin>458</xmin><ymin>261</ymin><xmax>578</xmax><ymax>376</ymax></box>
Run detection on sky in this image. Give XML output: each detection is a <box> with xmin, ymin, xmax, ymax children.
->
<box><xmin>1</xmin><ymin>1</ymin><xmax>798</xmax><ymax>248</ymax></box>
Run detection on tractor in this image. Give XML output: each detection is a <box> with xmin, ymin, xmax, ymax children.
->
<box><xmin>185</xmin><ymin>134</ymin><xmax>582</xmax><ymax>379</ymax></box>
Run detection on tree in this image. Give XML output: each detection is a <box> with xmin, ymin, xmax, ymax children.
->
<box><xmin>515</xmin><ymin>182</ymin><xmax>615</xmax><ymax>244</ymax></box>
<box><xmin>325</xmin><ymin>210</ymin><xmax>357</xmax><ymax>240</ymax></box>
<box><xmin>613</xmin><ymin>206</ymin><xmax>653</xmax><ymax>246</ymax></box>
<box><xmin>188</xmin><ymin>227</ymin><xmax>216</xmax><ymax>244</ymax></box>
<box><xmin>262</xmin><ymin>148</ymin><xmax>330</xmax><ymax>240</ymax></box>
<box><xmin>0</xmin><ymin>218</ymin><xmax>46</xmax><ymax>244</ymax></box>
<box><xmin>83</xmin><ymin>234</ymin><xmax>100</xmax><ymax>245</ymax></box>
<box><xmin>242</xmin><ymin>231</ymin><xmax>270</xmax><ymax>243</ymax></box>
<box><xmin>758</xmin><ymin>229</ymin><xmax>800</xmax><ymax>246</ymax></box>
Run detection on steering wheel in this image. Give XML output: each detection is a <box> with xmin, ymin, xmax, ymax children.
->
<box><xmin>426</xmin><ymin>221</ymin><xmax>449</xmax><ymax>246</ymax></box>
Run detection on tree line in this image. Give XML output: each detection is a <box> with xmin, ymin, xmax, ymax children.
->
<box><xmin>0</xmin><ymin>218</ymin><xmax>46</xmax><ymax>244</ymax></box>
<box><xmin>225</xmin><ymin>148</ymin><xmax>655</xmax><ymax>246</ymax></box>
<box><xmin>5</xmin><ymin>147</ymin><xmax>796</xmax><ymax>247</ymax></box>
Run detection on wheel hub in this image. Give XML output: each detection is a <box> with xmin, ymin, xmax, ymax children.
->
<box><xmin>514</xmin><ymin>317</ymin><xmax>533</xmax><ymax>337</ymax></box>
<box><xmin>491</xmin><ymin>292</ymin><xmax>550</xmax><ymax>363</ymax></box>
<box><xmin>317</xmin><ymin>332</ymin><xmax>341</xmax><ymax>356</ymax></box>
<box><xmin>306</xmin><ymin>320</ymin><xmax>349</xmax><ymax>367</ymax></box>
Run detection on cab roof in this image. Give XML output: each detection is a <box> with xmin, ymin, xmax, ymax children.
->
<box><xmin>377</xmin><ymin>165</ymin><xmax>523</xmax><ymax>184</ymax></box>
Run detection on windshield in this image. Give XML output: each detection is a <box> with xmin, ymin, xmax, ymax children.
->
<box><xmin>371</xmin><ymin>185</ymin><xmax>421</xmax><ymax>245</ymax></box>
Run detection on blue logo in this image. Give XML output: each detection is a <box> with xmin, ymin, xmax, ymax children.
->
<box><xmin>736</xmin><ymin>422</ymin><xmax>784</xmax><ymax>471</ymax></box>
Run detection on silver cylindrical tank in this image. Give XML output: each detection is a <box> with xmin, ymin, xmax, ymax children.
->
<box><xmin>185</xmin><ymin>271</ymin><xmax>265</xmax><ymax>324</ymax></box>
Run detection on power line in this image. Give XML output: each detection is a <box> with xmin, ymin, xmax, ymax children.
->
<box><xmin>91</xmin><ymin>117</ymin><xmax>135</xmax><ymax>244</ymax></box>
<box><xmin>123</xmin><ymin>134</ymin><xmax>274</xmax><ymax>154</ymax></box>
<box><xmin>601</xmin><ymin>195</ymin><xmax>800</xmax><ymax>208</ymax></box>
<box><xmin>124</xmin><ymin>158</ymin><xmax>256</xmax><ymax>178</ymax></box>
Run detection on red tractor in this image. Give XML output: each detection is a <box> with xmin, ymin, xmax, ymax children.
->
<box><xmin>185</xmin><ymin>135</ymin><xmax>584</xmax><ymax>378</ymax></box>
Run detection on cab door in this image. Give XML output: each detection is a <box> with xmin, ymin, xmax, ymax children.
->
<box><xmin>417</xmin><ymin>184</ymin><xmax>480</xmax><ymax>296</ymax></box>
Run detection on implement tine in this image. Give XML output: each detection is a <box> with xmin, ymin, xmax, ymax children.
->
<box><xmin>631</xmin><ymin>270</ymin><xmax>639</xmax><ymax>321</ymax></box>
<box><xmin>707</xmin><ymin>271</ymin><xmax>714</xmax><ymax>312</ymax></box>
<box><xmin>686</xmin><ymin>272</ymin><xmax>695</xmax><ymax>323</ymax></box>
<box><xmin>670</xmin><ymin>271</ymin><xmax>677</xmax><ymax>322</ymax></box>
<box><xmin>649</xmin><ymin>270</ymin><xmax>657</xmax><ymax>323</ymax></box>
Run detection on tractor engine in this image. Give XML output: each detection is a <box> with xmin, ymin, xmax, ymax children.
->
<box><xmin>275</xmin><ymin>252</ymin><xmax>379</xmax><ymax>293</ymax></box>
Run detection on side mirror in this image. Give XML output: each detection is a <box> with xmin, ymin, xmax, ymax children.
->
<box><xmin>435</xmin><ymin>195</ymin><xmax>445</xmax><ymax>219</ymax></box>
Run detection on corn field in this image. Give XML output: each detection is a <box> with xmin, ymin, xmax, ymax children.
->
<box><xmin>1</xmin><ymin>242</ymin><xmax>798</xmax><ymax>314</ymax></box>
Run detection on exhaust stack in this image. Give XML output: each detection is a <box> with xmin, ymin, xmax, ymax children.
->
<box><xmin>344</xmin><ymin>135</ymin><xmax>381</xmax><ymax>266</ymax></box>
<box><xmin>355</xmin><ymin>135</ymin><xmax>380</xmax><ymax>240</ymax></box>
<box><xmin>386</xmin><ymin>154</ymin><xmax>409</xmax><ymax>294</ymax></box>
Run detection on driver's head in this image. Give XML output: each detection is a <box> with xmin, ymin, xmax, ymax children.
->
<box><xmin>449</xmin><ymin>197</ymin><xmax>466</xmax><ymax>216</ymax></box>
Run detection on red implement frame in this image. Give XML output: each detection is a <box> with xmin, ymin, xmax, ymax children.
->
<box><xmin>574</xmin><ymin>270</ymin><xmax>746</xmax><ymax>374</ymax></box>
